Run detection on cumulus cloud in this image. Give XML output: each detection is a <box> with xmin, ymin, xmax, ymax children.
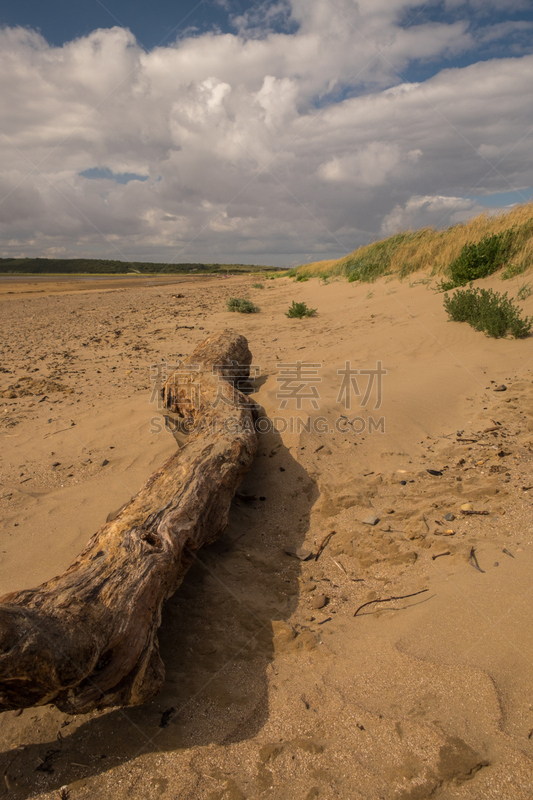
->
<box><xmin>0</xmin><ymin>0</ymin><xmax>532</xmax><ymax>265</ymax></box>
<box><xmin>381</xmin><ymin>195</ymin><xmax>491</xmax><ymax>235</ymax></box>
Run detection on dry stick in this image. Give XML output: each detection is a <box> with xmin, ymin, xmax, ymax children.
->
<box><xmin>333</xmin><ymin>559</ymin><xmax>347</xmax><ymax>575</ymax></box>
<box><xmin>353</xmin><ymin>588</ymin><xmax>429</xmax><ymax>617</ymax></box>
<box><xmin>43</xmin><ymin>426</ymin><xmax>75</xmax><ymax>439</ymax></box>
<box><xmin>432</xmin><ymin>550</ymin><xmax>450</xmax><ymax>560</ymax></box>
<box><xmin>468</xmin><ymin>547</ymin><xmax>485</xmax><ymax>573</ymax></box>
<box><xmin>314</xmin><ymin>530</ymin><xmax>335</xmax><ymax>561</ymax></box>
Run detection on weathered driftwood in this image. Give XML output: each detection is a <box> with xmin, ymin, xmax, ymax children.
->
<box><xmin>0</xmin><ymin>331</ymin><xmax>258</xmax><ymax>713</ymax></box>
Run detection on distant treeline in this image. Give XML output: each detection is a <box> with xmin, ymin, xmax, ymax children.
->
<box><xmin>0</xmin><ymin>258</ymin><xmax>281</xmax><ymax>275</ymax></box>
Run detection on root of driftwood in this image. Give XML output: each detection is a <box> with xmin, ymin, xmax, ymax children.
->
<box><xmin>0</xmin><ymin>331</ymin><xmax>258</xmax><ymax>714</ymax></box>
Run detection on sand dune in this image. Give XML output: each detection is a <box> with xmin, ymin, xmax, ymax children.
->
<box><xmin>0</xmin><ymin>272</ymin><xmax>532</xmax><ymax>799</ymax></box>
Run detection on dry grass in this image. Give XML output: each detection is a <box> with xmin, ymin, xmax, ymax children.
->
<box><xmin>289</xmin><ymin>203</ymin><xmax>533</xmax><ymax>283</ymax></box>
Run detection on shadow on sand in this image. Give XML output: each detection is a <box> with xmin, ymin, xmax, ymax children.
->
<box><xmin>0</xmin><ymin>423</ymin><xmax>318</xmax><ymax>798</ymax></box>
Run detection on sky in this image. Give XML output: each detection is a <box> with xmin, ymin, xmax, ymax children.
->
<box><xmin>1</xmin><ymin>1</ymin><xmax>533</xmax><ymax>267</ymax></box>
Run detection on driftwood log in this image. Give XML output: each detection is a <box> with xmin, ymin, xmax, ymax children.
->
<box><xmin>0</xmin><ymin>331</ymin><xmax>258</xmax><ymax>713</ymax></box>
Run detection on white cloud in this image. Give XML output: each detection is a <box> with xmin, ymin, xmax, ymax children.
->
<box><xmin>0</xmin><ymin>2</ymin><xmax>532</xmax><ymax>265</ymax></box>
<box><xmin>381</xmin><ymin>195</ymin><xmax>488</xmax><ymax>235</ymax></box>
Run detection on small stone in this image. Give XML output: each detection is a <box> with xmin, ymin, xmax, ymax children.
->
<box><xmin>400</xmin><ymin>480</ymin><xmax>407</xmax><ymax>485</ymax></box>
<box><xmin>101</xmin><ymin>459</ymin><xmax>110</xmax><ymax>467</ymax></box>
<box><xmin>385</xmin><ymin>508</ymin><xmax>395</xmax><ymax>514</ymax></box>
<box><xmin>444</xmin><ymin>513</ymin><xmax>455</xmax><ymax>521</ymax></box>
<box><xmin>362</xmin><ymin>515</ymin><xmax>380</xmax><ymax>526</ymax></box>
<box><xmin>284</xmin><ymin>546</ymin><xmax>313</xmax><ymax>561</ymax></box>
<box><xmin>301</xmin><ymin>582</ymin><xmax>316</xmax><ymax>593</ymax></box>
<box><xmin>493</xmin><ymin>384</ymin><xmax>507</xmax><ymax>392</ymax></box>
<box><xmin>460</xmin><ymin>503</ymin><xmax>473</xmax><ymax>511</ymax></box>
<box><xmin>52</xmin><ymin>461</ymin><xmax>61</xmax><ymax>468</ymax></box>
<box><xmin>311</xmin><ymin>594</ymin><xmax>327</xmax><ymax>610</ymax></box>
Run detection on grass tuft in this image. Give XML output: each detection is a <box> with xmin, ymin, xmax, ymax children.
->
<box><xmin>226</xmin><ymin>297</ymin><xmax>260</xmax><ymax>313</ymax></box>
<box><xmin>286</xmin><ymin>301</ymin><xmax>317</xmax><ymax>318</ymax></box>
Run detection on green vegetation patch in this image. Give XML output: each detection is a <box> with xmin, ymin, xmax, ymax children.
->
<box><xmin>226</xmin><ymin>297</ymin><xmax>260</xmax><ymax>313</ymax></box>
<box><xmin>439</xmin><ymin>231</ymin><xmax>515</xmax><ymax>290</ymax></box>
<box><xmin>286</xmin><ymin>301</ymin><xmax>317</xmax><ymax>318</ymax></box>
<box><xmin>443</xmin><ymin>286</ymin><xmax>532</xmax><ymax>338</ymax></box>
<box><xmin>344</xmin><ymin>232</ymin><xmax>413</xmax><ymax>283</ymax></box>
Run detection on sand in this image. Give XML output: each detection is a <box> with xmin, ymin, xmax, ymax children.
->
<box><xmin>0</xmin><ymin>272</ymin><xmax>532</xmax><ymax>799</ymax></box>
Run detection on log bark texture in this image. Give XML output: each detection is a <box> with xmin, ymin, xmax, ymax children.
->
<box><xmin>0</xmin><ymin>331</ymin><xmax>258</xmax><ymax>713</ymax></box>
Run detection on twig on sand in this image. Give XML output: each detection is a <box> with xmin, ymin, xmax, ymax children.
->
<box><xmin>468</xmin><ymin>547</ymin><xmax>485</xmax><ymax>573</ymax></box>
<box><xmin>44</xmin><ymin>425</ymin><xmax>75</xmax><ymax>439</ymax></box>
<box><xmin>314</xmin><ymin>531</ymin><xmax>335</xmax><ymax>561</ymax></box>
<box><xmin>353</xmin><ymin>588</ymin><xmax>429</xmax><ymax>617</ymax></box>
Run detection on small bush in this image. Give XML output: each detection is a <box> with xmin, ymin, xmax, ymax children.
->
<box><xmin>443</xmin><ymin>286</ymin><xmax>532</xmax><ymax>338</ymax></box>
<box><xmin>226</xmin><ymin>297</ymin><xmax>260</xmax><ymax>313</ymax></box>
<box><xmin>286</xmin><ymin>301</ymin><xmax>317</xmax><ymax>318</ymax></box>
<box><xmin>252</xmin><ymin>282</ymin><xmax>264</xmax><ymax>289</ymax></box>
<box><xmin>438</xmin><ymin>230</ymin><xmax>515</xmax><ymax>290</ymax></box>
<box><xmin>295</xmin><ymin>274</ymin><xmax>309</xmax><ymax>282</ymax></box>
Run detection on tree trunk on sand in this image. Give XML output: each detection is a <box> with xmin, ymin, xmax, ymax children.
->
<box><xmin>0</xmin><ymin>331</ymin><xmax>258</xmax><ymax>714</ymax></box>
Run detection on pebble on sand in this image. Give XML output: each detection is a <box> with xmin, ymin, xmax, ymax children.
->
<box><xmin>311</xmin><ymin>594</ymin><xmax>327</xmax><ymax>609</ymax></box>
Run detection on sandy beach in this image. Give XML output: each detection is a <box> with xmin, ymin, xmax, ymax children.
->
<box><xmin>0</xmin><ymin>272</ymin><xmax>532</xmax><ymax>799</ymax></box>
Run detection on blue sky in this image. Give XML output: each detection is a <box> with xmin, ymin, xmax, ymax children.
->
<box><xmin>0</xmin><ymin>1</ymin><xmax>237</xmax><ymax>50</ymax></box>
<box><xmin>1</xmin><ymin>1</ymin><xmax>532</xmax><ymax>265</ymax></box>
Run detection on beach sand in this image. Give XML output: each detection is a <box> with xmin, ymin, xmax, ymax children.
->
<box><xmin>0</xmin><ymin>272</ymin><xmax>532</xmax><ymax>799</ymax></box>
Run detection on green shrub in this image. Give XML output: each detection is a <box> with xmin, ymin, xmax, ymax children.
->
<box><xmin>252</xmin><ymin>282</ymin><xmax>264</xmax><ymax>289</ymax></box>
<box><xmin>295</xmin><ymin>274</ymin><xmax>309</xmax><ymax>282</ymax></box>
<box><xmin>226</xmin><ymin>297</ymin><xmax>260</xmax><ymax>313</ymax></box>
<box><xmin>286</xmin><ymin>301</ymin><xmax>317</xmax><ymax>318</ymax></box>
<box><xmin>438</xmin><ymin>230</ymin><xmax>515</xmax><ymax>290</ymax></box>
<box><xmin>443</xmin><ymin>286</ymin><xmax>532</xmax><ymax>338</ymax></box>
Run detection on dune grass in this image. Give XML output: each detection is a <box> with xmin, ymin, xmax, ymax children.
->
<box><xmin>290</xmin><ymin>202</ymin><xmax>533</xmax><ymax>284</ymax></box>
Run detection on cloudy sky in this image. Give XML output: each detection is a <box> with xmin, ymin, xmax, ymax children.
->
<box><xmin>1</xmin><ymin>1</ymin><xmax>532</xmax><ymax>267</ymax></box>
